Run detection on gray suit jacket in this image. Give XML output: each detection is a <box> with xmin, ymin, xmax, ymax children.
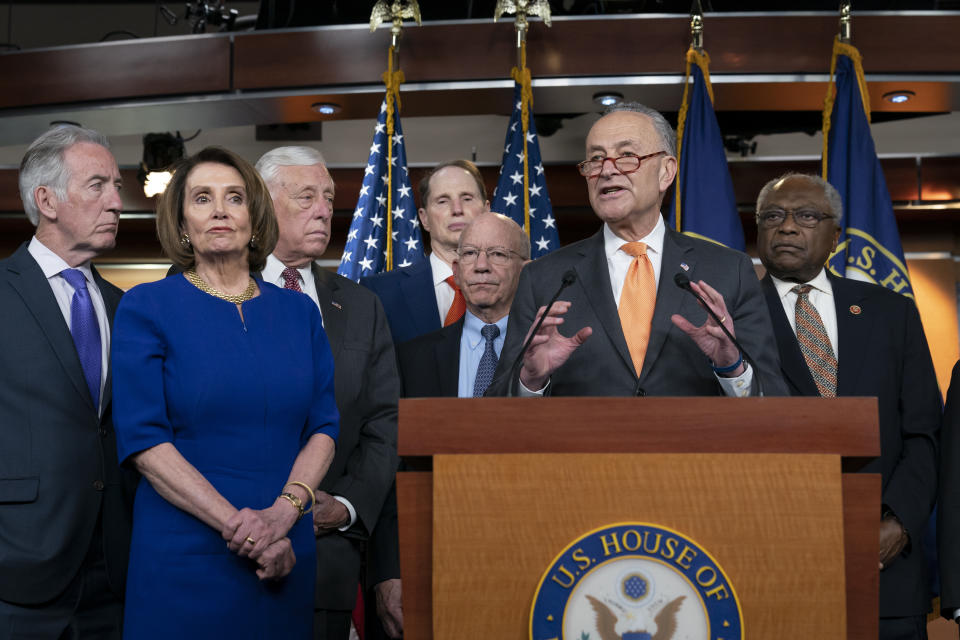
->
<box><xmin>307</xmin><ymin>265</ymin><xmax>399</xmax><ymax>611</ymax></box>
<box><xmin>489</xmin><ymin>226</ymin><xmax>787</xmax><ymax>397</ymax></box>
<box><xmin>0</xmin><ymin>242</ymin><xmax>135</xmax><ymax>604</ymax></box>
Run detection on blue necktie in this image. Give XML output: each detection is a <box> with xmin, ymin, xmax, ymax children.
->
<box><xmin>61</xmin><ymin>269</ymin><xmax>102</xmax><ymax>407</ymax></box>
<box><xmin>472</xmin><ymin>324</ymin><xmax>500</xmax><ymax>397</ymax></box>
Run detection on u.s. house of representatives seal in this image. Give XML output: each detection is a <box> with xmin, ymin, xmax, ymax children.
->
<box><xmin>530</xmin><ymin>523</ymin><xmax>743</xmax><ymax>640</ymax></box>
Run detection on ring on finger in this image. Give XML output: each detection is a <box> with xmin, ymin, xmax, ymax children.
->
<box><xmin>245</xmin><ymin>536</ymin><xmax>256</xmax><ymax>545</ymax></box>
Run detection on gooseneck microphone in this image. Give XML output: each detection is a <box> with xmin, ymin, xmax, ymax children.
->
<box><xmin>505</xmin><ymin>270</ymin><xmax>578</xmax><ymax>397</ymax></box>
<box><xmin>673</xmin><ymin>273</ymin><xmax>765</xmax><ymax>397</ymax></box>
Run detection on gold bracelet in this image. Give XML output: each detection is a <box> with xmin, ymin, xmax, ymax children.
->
<box><xmin>278</xmin><ymin>492</ymin><xmax>304</xmax><ymax>519</ymax></box>
<box><xmin>285</xmin><ymin>481</ymin><xmax>316</xmax><ymax>512</ymax></box>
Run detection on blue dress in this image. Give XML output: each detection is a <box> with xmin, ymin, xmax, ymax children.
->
<box><xmin>112</xmin><ymin>275</ymin><xmax>339</xmax><ymax>639</ymax></box>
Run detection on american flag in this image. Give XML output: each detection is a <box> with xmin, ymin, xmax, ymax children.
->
<box><xmin>491</xmin><ymin>83</ymin><xmax>559</xmax><ymax>258</ymax></box>
<box><xmin>338</xmin><ymin>100</ymin><xmax>425</xmax><ymax>280</ymax></box>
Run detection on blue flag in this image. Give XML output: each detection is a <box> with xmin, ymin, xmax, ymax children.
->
<box><xmin>492</xmin><ymin>82</ymin><xmax>559</xmax><ymax>258</ymax></box>
<box><xmin>823</xmin><ymin>40</ymin><xmax>913</xmax><ymax>298</ymax></box>
<box><xmin>338</xmin><ymin>99</ymin><xmax>425</xmax><ymax>281</ymax></box>
<box><xmin>668</xmin><ymin>48</ymin><xmax>744</xmax><ymax>251</ymax></box>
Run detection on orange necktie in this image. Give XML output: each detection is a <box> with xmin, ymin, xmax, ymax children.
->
<box><xmin>444</xmin><ymin>276</ymin><xmax>466</xmax><ymax>326</ymax></box>
<box><xmin>618</xmin><ymin>242</ymin><xmax>657</xmax><ymax>376</ymax></box>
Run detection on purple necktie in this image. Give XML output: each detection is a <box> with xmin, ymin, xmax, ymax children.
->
<box><xmin>61</xmin><ymin>269</ymin><xmax>102</xmax><ymax>407</ymax></box>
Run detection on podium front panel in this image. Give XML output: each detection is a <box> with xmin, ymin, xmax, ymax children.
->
<box><xmin>432</xmin><ymin>453</ymin><xmax>846</xmax><ymax>639</ymax></box>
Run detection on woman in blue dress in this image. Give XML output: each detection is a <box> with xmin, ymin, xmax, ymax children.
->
<box><xmin>112</xmin><ymin>147</ymin><xmax>338</xmax><ymax>638</ymax></box>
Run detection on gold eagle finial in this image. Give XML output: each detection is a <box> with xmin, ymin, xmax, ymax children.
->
<box><xmin>369</xmin><ymin>0</ymin><xmax>422</xmax><ymax>37</ymax></box>
<box><xmin>494</xmin><ymin>0</ymin><xmax>552</xmax><ymax>29</ymax></box>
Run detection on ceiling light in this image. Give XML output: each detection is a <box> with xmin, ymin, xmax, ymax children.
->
<box><xmin>311</xmin><ymin>102</ymin><xmax>342</xmax><ymax>115</ymax></box>
<box><xmin>593</xmin><ymin>92</ymin><xmax>624</xmax><ymax>107</ymax></box>
<box><xmin>882</xmin><ymin>90</ymin><xmax>915</xmax><ymax>104</ymax></box>
<box><xmin>138</xmin><ymin>132</ymin><xmax>185</xmax><ymax>197</ymax></box>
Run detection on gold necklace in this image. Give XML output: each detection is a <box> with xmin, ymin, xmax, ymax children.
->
<box><xmin>185</xmin><ymin>269</ymin><xmax>257</xmax><ymax>304</ymax></box>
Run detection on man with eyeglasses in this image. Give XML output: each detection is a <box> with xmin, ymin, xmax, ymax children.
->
<box><xmin>397</xmin><ymin>212</ymin><xmax>529</xmax><ymax>398</ymax></box>
<box><xmin>755</xmin><ymin>173</ymin><xmax>940</xmax><ymax>640</ymax></box>
<box><xmin>488</xmin><ymin>102</ymin><xmax>786</xmax><ymax>398</ymax></box>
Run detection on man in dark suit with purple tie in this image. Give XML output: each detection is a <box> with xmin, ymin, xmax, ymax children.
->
<box><xmin>0</xmin><ymin>125</ymin><xmax>134</xmax><ymax>638</ymax></box>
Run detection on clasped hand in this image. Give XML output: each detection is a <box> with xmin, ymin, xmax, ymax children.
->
<box><xmin>312</xmin><ymin>490</ymin><xmax>350</xmax><ymax>536</ymax></box>
<box><xmin>222</xmin><ymin>501</ymin><xmax>300</xmax><ymax>580</ymax></box>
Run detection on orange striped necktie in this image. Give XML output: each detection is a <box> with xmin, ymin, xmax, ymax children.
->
<box><xmin>618</xmin><ymin>242</ymin><xmax>657</xmax><ymax>376</ymax></box>
<box><xmin>444</xmin><ymin>275</ymin><xmax>466</xmax><ymax>326</ymax></box>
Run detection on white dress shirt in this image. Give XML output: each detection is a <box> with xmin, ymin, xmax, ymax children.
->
<box><xmin>430</xmin><ymin>252</ymin><xmax>455</xmax><ymax>324</ymax></box>
<box><xmin>769</xmin><ymin>268</ymin><xmax>838</xmax><ymax>359</ymax></box>
<box><xmin>264</xmin><ymin>253</ymin><xmax>356</xmax><ymax>529</ymax></box>
<box><xmin>262</xmin><ymin>254</ymin><xmax>322</xmax><ymax>314</ymax></box>
<box><xmin>28</xmin><ymin>237</ymin><xmax>110</xmax><ymax>412</ymax></box>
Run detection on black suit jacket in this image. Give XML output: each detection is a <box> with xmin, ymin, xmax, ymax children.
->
<box><xmin>939</xmin><ymin>360</ymin><xmax>960</xmax><ymax>617</ymax></box>
<box><xmin>488</xmin><ymin>226</ymin><xmax>788</xmax><ymax>397</ymax></box>
<box><xmin>365</xmin><ymin>320</ymin><xmax>465</xmax><ymax>608</ymax></box>
<box><xmin>0</xmin><ymin>243</ymin><xmax>134</xmax><ymax>605</ymax></box>
<box><xmin>306</xmin><ymin>265</ymin><xmax>400</xmax><ymax>611</ymax></box>
<box><xmin>396</xmin><ymin>319</ymin><xmax>464</xmax><ymax>398</ymax></box>
<box><xmin>761</xmin><ymin>272</ymin><xmax>941</xmax><ymax>616</ymax></box>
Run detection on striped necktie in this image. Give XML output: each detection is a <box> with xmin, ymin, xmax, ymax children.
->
<box><xmin>792</xmin><ymin>284</ymin><xmax>837</xmax><ymax>397</ymax></box>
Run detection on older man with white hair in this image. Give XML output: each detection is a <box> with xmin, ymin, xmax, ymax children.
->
<box><xmin>0</xmin><ymin>125</ymin><xmax>134</xmax><ymax>638</ymax></box>
<box><xmin>255</xmin><ymin>146</ymin><xmax>400</xmax><ymax>640</ymax></box>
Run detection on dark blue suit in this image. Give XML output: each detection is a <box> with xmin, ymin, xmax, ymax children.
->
<box><xmin>761</xmin><ymin>272</ymin><xmax>940</xmax><ymax>618</ymax></box>
<box><xmin>359</xmin><ymin>260</ymin><xmax>439</xmax><ymax>344</ymax></box>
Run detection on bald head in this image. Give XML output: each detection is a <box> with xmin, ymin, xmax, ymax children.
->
<box><xmin>453</xmin><ymin>212</ymin><xmax>529</xmax><ymax>323</ymax></box>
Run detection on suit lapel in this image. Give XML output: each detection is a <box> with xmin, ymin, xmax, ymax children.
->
<box><xmin>312</xmin><ymin>264</ymin><xmax>346</xmax><ymax>360</ymax></box>
<box><xmin>640</xmin><ymin>227</ymin><xmax>695</xmax><ymax>381</ymax></box>
<box><xmin>400</xmin><ymin>260</ymin><xmax>441</xmax><ymax>336</ymax></box>
<box><xmin>761</xmin><ymin>274</ymin><xmax>819</xmax><ymax>396</ymax></box>
<box><xmin>830</xmin><ymin>273</ymin><xmax>871</xmax><ymax>396</ymax></box>
<box><xmin>573</xmin><ymin>231</ymin><xmax>635</xmax><ymax>378</ymax></box>
<box><xmin>433</xmin><ymin>321</ymin><xmax>462</xmax><ymax>397</ymax></box>
<box><xmin>6</xmin><ymin>244</ymin><xmax>94</xmax><ymax>410</ymax></box>
<box><xmin>93</xmin><ymin>265</ymin><xmax>120</xmax><ymax>411</ymax></box>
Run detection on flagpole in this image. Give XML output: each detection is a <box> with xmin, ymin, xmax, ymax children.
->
<box><xmin>369</xmin><ymin>0</ymin><xmax>420</xmax><ymax>271</ymax></box>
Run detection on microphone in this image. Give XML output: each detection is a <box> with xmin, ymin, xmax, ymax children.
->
<box><xmin>673</xmin><ymin>273</ymin><xmax>765</xmax><ymax>397</ymax></box>
<box><xmin>505</xmin><ymin>269</ymin><xmax>578</xmax><ymax>397</ymax></box>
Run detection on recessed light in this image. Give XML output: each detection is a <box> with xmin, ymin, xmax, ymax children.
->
<box><xmin>593</xmin><ymin>92</ymin><xmax>624</xmax><ymax>107</ymax></box>
<box><xmin>311</xmin><ymin>102</ymin><xmax>342</xmax><ymax>115</ymax></box>
<box><xmin>882</xmin><ymin>90</ymin><xmax>915</xmax><ymax>104</ymax></box>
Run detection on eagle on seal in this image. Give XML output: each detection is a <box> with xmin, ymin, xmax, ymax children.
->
<box><xmin>585</xmin><ymin>595</ymin><xmax>685</xmax><ymax>640</ymax></box>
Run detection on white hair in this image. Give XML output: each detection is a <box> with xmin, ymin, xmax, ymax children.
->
<box><xmin>19</xmin><ymin>125</ymin><xmax>111</xmax><ymax>225</ymax></box>
<box><xmin>255</xmin><ymin>146</ymin><xmax>327</xmax><ymax>187</ymax></box>
<box><xmin>602</xmin><ymin>102</ymin><xmax>677</xmax><ymax>158</ymax></box>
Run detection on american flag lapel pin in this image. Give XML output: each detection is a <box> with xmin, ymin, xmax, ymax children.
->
<box><xmin>332</xmin><ymin>301</ymin><xmax>342</xmax><ymax>310</ymax></box>
<box><xmin>680</xmin><ymin>262</ymin><xmax>690</xmax><ymax>272</ymax></box>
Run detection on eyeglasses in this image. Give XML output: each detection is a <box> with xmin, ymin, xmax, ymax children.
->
<box><xmin>757</xmin><ymin>208</ymin><xmax>836</xmax><ymax>229</ymax></box>
<box><xmin>458</xmin><ymin>246</ymin><xmax>525</xmax><ymax>266</ymax></box>
<box><xmin>576</xmin><ymin>151</ymin><xmax>666</xmax><ymax>177</ymax></box>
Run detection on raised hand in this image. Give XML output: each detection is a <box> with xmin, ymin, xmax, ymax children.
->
<box><xmin>519</xmin><ymin>301</ymin><xmax>592</xmax><ymax>391</ymax></box>
<box><xmin>670</xmin><ymin>279</ymin><xmax>743</xmax><ymax>376</ymax></box>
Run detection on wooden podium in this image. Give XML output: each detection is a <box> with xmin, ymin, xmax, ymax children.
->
<box><xmin>395</xmin><ymin>397</ymin><xmax>880</xmax><ymax>639</ymax></box>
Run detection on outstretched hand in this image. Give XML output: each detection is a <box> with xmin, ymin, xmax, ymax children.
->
<box><xmin>670</xmin><ymin>279</ymin><xmax>743</xmax><ymax>376</ymax></box>
<box><xmin>519</xmin><ymin>301</ymin><xmax>592</xmax><ymax>391</ymax></box>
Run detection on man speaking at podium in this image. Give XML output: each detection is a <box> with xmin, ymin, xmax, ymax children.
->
<box><xmin>488</xmin><ymin>103</ymin><xmax>786</xmax><ymax>398</ymax></box>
